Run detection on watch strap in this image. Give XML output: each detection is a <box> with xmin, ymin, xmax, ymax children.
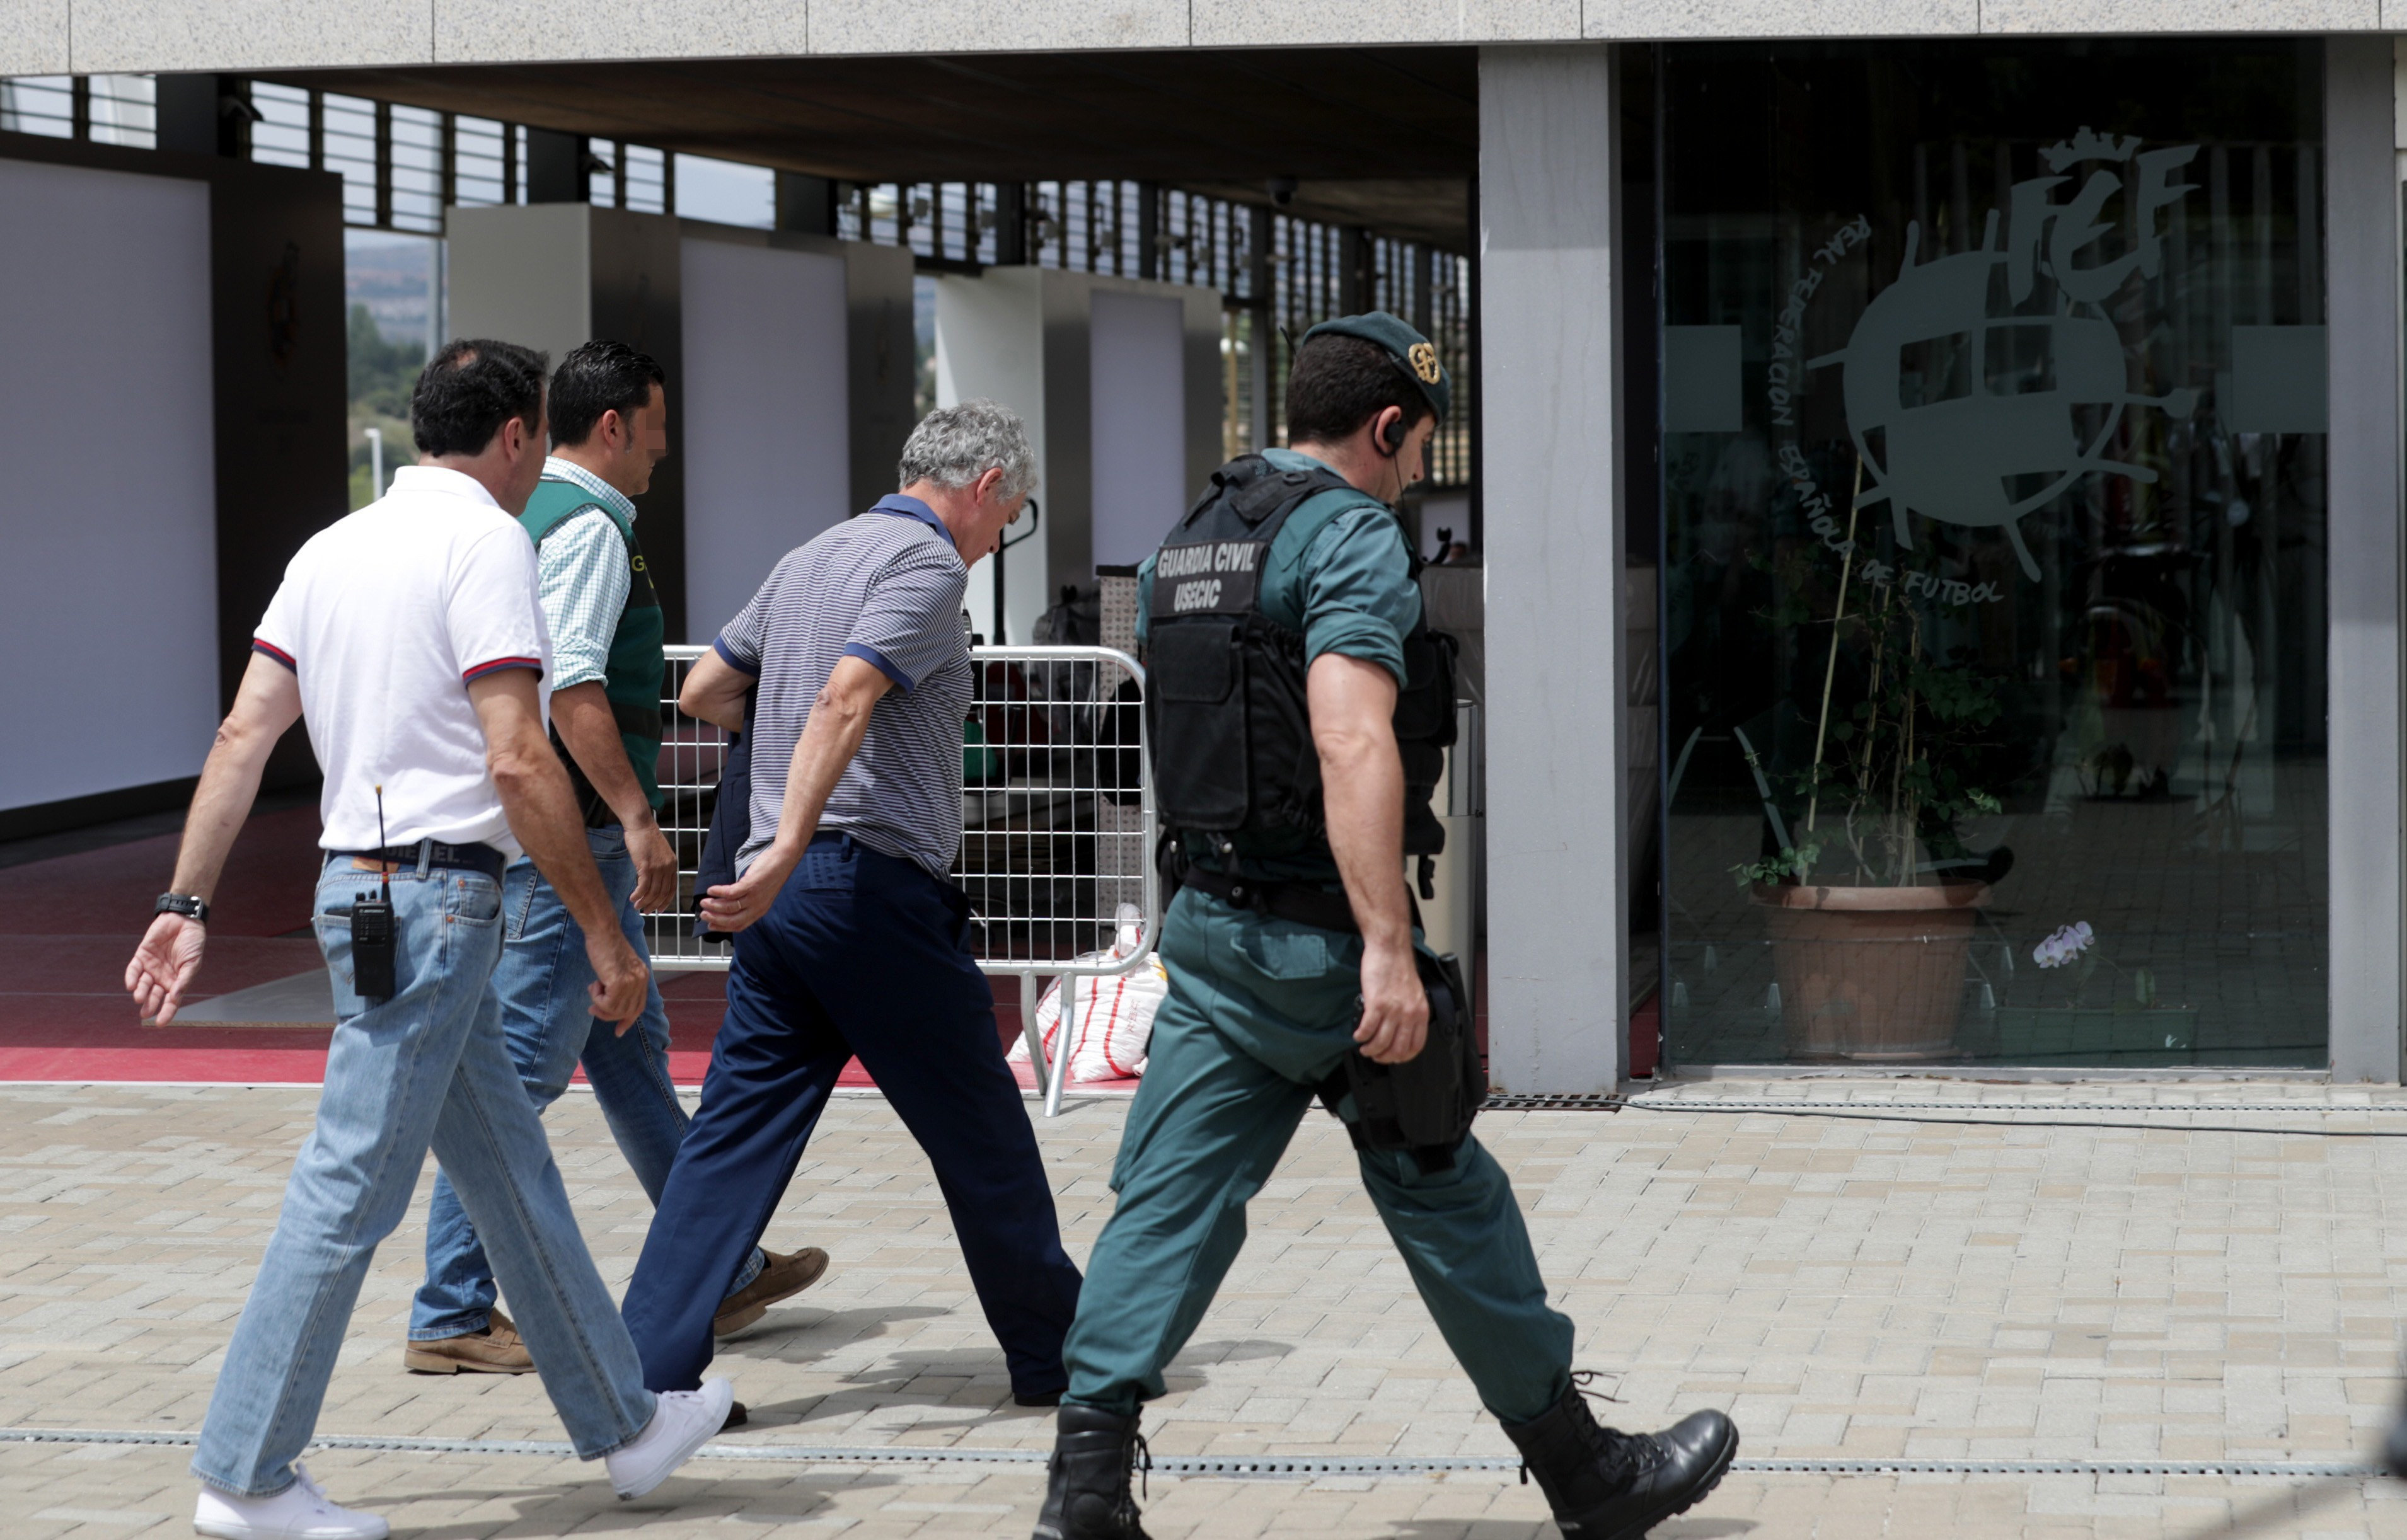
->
<box><xmin>154</xmin><ymin>892</ymin><xmax>211</xmax><ymax>924</ymax></box>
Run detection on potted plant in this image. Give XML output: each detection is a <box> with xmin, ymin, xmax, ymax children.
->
<box><xmin>1733</xmin><ymin>510</ymin><xmax>2007</xmax><ymax>1062</ymax></box>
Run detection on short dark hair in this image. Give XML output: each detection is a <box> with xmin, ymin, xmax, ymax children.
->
<box><xmin>1285</xmin><ymin>334</ymin><xmax>1434</xmax><ymax>446</ymax></box>
<box><xmin>410</xmin><ymin>339</ymin><xmax>549</xmax><ymax>458</ymax></box>
<box><xmin>549</xmin><ymin>340</ymin><xmax>666</xmax><ymax>449</ymax></box>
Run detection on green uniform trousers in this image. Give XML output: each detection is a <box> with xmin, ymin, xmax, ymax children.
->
<box><xmin>1061</xmin><ymin>887</ymin><xmax>1574</xmax><ymax>1422</ymax></box>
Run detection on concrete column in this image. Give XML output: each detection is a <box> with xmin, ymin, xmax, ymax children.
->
<box><xmin>775</xmin><ymin>171</ymin><xmax>836</xmax><ymax>236</ymax></box>
<box><xmin>1138</xmin><ymin>183</ymin><xmax>1162</xmax><ymax>281</ymax></box>
<box><xmin>154</xmin><ymin>74</ymin><xmax>248</xmax><ymax>159</ymax></box>
<box><xmin>995</xmin><ymin>183</ymin><xmax>1029</xmax><ymax>265</ymax></box>
<box><xmin>1479</xmin><ymin>44</ymin><xmax>1625</xmax><ymax>1094</ymax></box>
<box><xmin>524</xmin><ymin>127</ymin><xmax>582</xmax><ymax>204</ymax></box>
<box><xmin>1248</xmin><ymin>209</ymin><xmax>1274</xmax><ymax>454</ymax></box>
<box><xmin>2328</xmin><ymin>37</ymin><xmax>2403</xmax><ymax>1083</ymax></box>
<box><xmin>1339</xmin><ymin>225</ymin><xmax>1370</xmax><ymax>314</ymax></box>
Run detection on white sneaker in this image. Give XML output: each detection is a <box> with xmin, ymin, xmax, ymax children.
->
<box><xmin>605</xmin><ymin>1377</ymin><xmax>734</xmax><ymax>1500</ymax></box>
<box><xmin>193</xmin><ymin>1463</ymin><xmax>390</xmax><ymax>1539</ymax></box>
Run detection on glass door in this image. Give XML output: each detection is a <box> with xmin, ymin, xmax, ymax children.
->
<box><xmin>1656</xmin><ymin>40</ymin><xmax>2328</xmax><ymax>1069</ymax></box>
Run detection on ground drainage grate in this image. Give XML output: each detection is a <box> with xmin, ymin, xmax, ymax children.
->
<box><xmin>1626</xmin><ymin>1099</ymin><xmax>2407</xmax><ymax>1116</ymax></box>
<box><xmin>0</xmin><ymin>1428</ymin><xmax>2377</xmax><ymax>1480</ymax></box>
<box><xmin>1480</xmin><ymin>1095</ymin><xmax>2407</xmax><ymax>1120</ymax></box>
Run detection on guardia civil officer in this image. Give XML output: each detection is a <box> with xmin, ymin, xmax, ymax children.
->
<box><xmin>405</xmin><ymin>340</ymin><xmax>824</xmax><ymax>1389</ymax></box>
<box><xmin>1033</xmin><ymin>316</ymin><xmax>1740</xmax><ymax>1540</ymax></box>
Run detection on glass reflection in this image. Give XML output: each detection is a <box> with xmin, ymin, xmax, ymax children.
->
<box><xmin>1658</xmin><ymin>41</ymin><xmax>2327</xmax><ymax>1068</ymax></box>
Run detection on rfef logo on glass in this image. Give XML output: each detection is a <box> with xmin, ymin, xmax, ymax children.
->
<box><xmin>1777</xmin><ymin>128</ymin><xmax>2205</xmax><ymax>592</ymax></box>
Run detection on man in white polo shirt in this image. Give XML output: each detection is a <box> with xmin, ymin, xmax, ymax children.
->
<box><xmin>126</xmin><ymin>340</ymin><xmax>731</xmax><ymax>1540</ymax></box>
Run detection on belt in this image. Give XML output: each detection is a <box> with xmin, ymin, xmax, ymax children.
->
<box><xmin>1177</xmin><ymin>862</ymin><xmax>1361</xmax><ymax>934</ymax></box>
<box><xmin>337</xmin><ymin>840</ymin><xmax>507</xmax><ymax>880</ymax></box>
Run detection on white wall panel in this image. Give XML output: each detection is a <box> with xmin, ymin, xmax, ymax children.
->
<box><xmin>936</xmin><ymin>268</ymin><xmax>1049</xmax><ymax>645</ymax></box>
<box><xmin>1088</xmin><ymin>290</ymin><xmax>1187</xmax><ymax>570</ymax></box>
<box><xmin>0</xmin><ymin>158</ymin><xmax>216</xmax><ymax>813</ymax></box>
<box><xmin>445</xmin><ymin>204</ymin><xmax>594</xmax><ymax>372</ymax></box>
<box><xmin>938</xmin><ymin>268</ymin><xmax>1219</xmax><ymax>643</ymax></box>
<box><xmin>680</xmin><ymin>238</ymin><xmax>851</xmax><ymax>643</ymax></box>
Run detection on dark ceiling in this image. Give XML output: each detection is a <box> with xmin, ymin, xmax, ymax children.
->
<box><xmin>271</xmin><ymin>46</ymin><xmax>1477</xmax><ymax>250</ymax></box>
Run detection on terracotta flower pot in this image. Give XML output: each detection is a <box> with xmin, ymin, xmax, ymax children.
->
<box><xmin>1750</xmin><ymin>882</ymin><xmax>1992</xmax><ymax>1062</ymax></box>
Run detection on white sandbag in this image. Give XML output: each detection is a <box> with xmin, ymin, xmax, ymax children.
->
<box><xmin>1007</xmin><ymin>905</ymin><xmax>1165</xmax><ymax>1082</ymax></box>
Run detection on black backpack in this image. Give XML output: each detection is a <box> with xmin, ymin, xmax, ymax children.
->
<box><xmin>693</xmin><ymin>685</ymin><xmax>758</xmax><ymax>945</ymax></box>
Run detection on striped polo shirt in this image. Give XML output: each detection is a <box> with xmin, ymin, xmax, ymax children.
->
<box><xmin>715</xmin><ymin>495</ymin><xmax>971</xmax><ymax>879</ymax></box>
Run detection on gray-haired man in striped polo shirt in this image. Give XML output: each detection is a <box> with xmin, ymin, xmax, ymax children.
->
<box><xmin>620</xmin><ymin>401</ymin><xmax>1084</xmax><ymax>1404</ymax></box>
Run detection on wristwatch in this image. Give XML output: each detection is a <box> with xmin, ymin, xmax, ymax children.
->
<box><xmin>154</xmin><ymin>892</ymin><xmax>211</xmax><ymax>924</ymax></box>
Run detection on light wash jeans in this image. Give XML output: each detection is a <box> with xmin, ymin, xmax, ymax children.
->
<box><xmin>192</xmin><ymin>852</ymin><xmax>657</xmax><ymax>1498</ymax></box>
<box><xmin>410</xmin><ymin>827</ymin><xmax>762</xmax><ymax>1340</ymax></box>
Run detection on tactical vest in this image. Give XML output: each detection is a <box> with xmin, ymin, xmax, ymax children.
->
<box><xmin>518</xmin><ymin>478</ymin><xmax>667</xmax><ymax>821</ymax></box>
<box><xmin>1146</xmin><ymin>455</ymin><xmax>1456</xmax><ymax>861</ymax></box>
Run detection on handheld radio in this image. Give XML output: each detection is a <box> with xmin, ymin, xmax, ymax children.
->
<box><xmin>350</xmin><ymin>785</ymin><xmax>396</xmax><ymax>1001</ymax></box>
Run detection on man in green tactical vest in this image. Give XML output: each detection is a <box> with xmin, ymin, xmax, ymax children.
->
<box><xmin>404</xmin><ymin>341</ymin><xmax>825</xmax><ymax>1394</ymax></box>
<box><xmin>1031</xmin><ymin>316</ymin><xmax>1738</xmax><ymax>1540</ymax></box>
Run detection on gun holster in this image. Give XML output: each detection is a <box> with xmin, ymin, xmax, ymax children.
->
<box><xmin>1319</xmin><ymin>950</ymin><xmax>1484</xmax><ymax>1173</ymax></box>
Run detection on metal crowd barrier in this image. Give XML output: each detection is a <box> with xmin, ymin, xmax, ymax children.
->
<box><xmin>648</xmin><ymin>644</ymin><xmax>1158</xmax><ymax>1116</ymax></box>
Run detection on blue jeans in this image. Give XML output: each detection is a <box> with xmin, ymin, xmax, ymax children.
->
<box><xmin>411</xmin><ymin>826</ymin><xmax>762</xmax><ymax>1341</ymax></box>
<box><xmin>193</xmin><ymin>854</ymin><xmax>657</xmax><ymax>1498</ymax></box>
<box><xmin>621</xmin><ymin>834</ymin><xmax>1080</xmax><ymax>1396</ymax></box>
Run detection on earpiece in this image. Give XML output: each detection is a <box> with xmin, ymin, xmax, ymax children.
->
<box><xmin>1379</xmin><ymin>411</ymin><xmax>1407</xmax><ymax>456</ymax></box>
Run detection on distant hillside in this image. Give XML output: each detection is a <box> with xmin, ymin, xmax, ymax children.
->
<box><xmin>344</xmin><ymin>234</ymin><xmax>436</xmax><ymax>509</ymax></box>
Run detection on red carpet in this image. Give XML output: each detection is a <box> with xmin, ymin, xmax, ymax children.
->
<box><xmin>0</xmin><ymin>807</ymin><xmax>332</xmax><ymax>1082</ymax></box>
<box><xmin>0</xmin><ymin>805</ymin><xmax>325</xmax><ymax>938</ymax></box>
<box><xmin>0</xmin><ymin>807</ymin><xmax>1494</xmax><ymax>1096</ymax></box>
<box><xmin>0</xmin><ymin>810</ymin><xmax>1119</xmax><ymax>1091</ymax></box>
<box><xmin>0</xmin><ymin>972</ymin><xmax>1064</xmax><ymax>1089</ymax></box>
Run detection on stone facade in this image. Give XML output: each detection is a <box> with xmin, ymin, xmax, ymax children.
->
<box><xmin>20</xmin><ymin>0</ymin><xmax>2407</xmax><ymax>76</ymax></box>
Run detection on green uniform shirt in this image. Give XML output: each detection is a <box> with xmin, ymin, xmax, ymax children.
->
<box><xmin>1138</xmin><ymin>447</ymin><xmax>1421</xmax><ymax>881</ymax></box>
<box><xmin>517</xmin><ymin>477</ymin><xmax>667</xmax><ymax>812</ymax></box>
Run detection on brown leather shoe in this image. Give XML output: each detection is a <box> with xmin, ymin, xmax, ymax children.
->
<box><xmin>403</xmin><ymin>1309</ymin><xmax>535</xmax><ymax>1374</ymax></box>
<box><xmin>713</xmin><ymin>1246</ymin><xmax>831</xmax><ymax>1337</ymax></box>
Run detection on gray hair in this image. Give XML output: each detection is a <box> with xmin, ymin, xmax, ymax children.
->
<box><xmin>897</xmin><ymin>399</ymin><xmax>1037</xmax><ymax>503</ymax></box>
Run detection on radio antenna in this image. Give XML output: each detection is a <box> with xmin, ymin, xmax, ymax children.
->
<box><xmin>374</xmin><ymin>784</ymin><xmax>392</xmax><ymax>904</ymax></box>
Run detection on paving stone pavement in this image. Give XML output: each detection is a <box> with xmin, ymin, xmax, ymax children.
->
<box><xmin>9</xmin><ymin>1079</ymin><xmax>2407</xmax><ymax>1537</ymax></box>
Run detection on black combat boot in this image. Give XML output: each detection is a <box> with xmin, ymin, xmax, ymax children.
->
<box><xmin>1502</xmin><ymin>1382</ymin><xmax>1738</xmax><ymax>1540</ymax></box>
<box><xmin>1031</xmin><ymin>1403</ymin><xmax>1152</xmax><ymax>1540</ymax></box>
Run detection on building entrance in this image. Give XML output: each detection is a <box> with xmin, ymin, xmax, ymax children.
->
<box><xmin>1653</xmin><ymin>39</ymin><xmax>2330</xmax><ymax>1070</ymax></box>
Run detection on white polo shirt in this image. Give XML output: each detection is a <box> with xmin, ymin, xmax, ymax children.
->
<box><xmin>252</xmin><ymin>466</ymin><xmax>551</xmax><ymax>855</ymax></box>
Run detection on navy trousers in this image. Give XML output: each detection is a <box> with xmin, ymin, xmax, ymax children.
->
<box><xmin>620</xmin><ymin>834</ymin><xmax>1082</xmax><ymax>1396</ymax></box>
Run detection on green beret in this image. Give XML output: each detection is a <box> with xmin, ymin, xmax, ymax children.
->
<box><xmin>1300</xmin><ymin>311</ymin><xmax>1451</xmax><ymax>425</ymax></box>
